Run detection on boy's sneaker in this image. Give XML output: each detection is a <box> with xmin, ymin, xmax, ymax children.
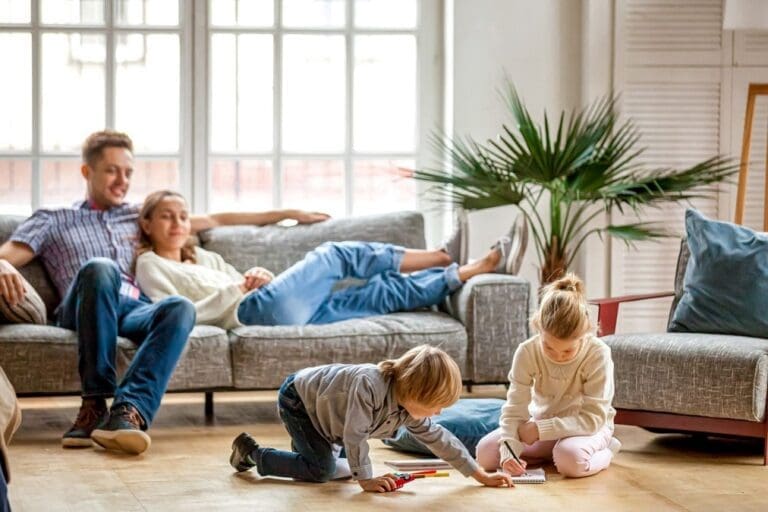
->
<box><xmin>439</xmin><ymin>211</ymin><xmax>469</xmax><ymax>264</ymax></box>
<box><xmin>91</xmin><ymin>403</ymin><xmax>151</xmax><ymax>455</ymax></box>
<box><xmin>608</xmin><ymin>437</ymin><xmax>622</xmax><ymax>456</ymax></box>
<box><xmin>491</xmin><ymin>215</ymin><xmax>528</xmax><ymax>275</ymax></box>
<box><xmin>230</xmin><ymin>432</ymin><xmax>260</xmax><ymax>472</ymax></box>
<box><xmin>62</xmin><ymin>397</ymin><xmax>109</xmax><ymax>448</ymax></box>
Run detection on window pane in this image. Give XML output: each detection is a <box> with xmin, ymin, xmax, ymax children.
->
<box><xmin>125</xmin><ymin>159</ymin><xmax>179</xmax><ymax>204</ymax></box>
<box><xmin>0</xmin><ymin>160</ymin><xmax>32</xmax><ymax>215</ymax></box>
<box><xmin>353</xmin><ymin>160</ymin><xmax>415</xmax><ymax>215</ymax></box>
<box><xmin>42</xmin><ymin>33</ymin><xmax>105</xmax><ymax>152</ymax></box>
<box><xmin>211</xmin><ymin>34</ymin><xmax>273</xmax><ymax>153</ymax></box>
<box><xmin>41</xmin><ymin>0</ymin><xmax>104</xmax><ymax>25</ymax></box>
<box><xmin>115</xmin><ymin>34</ymin><xmax>179</xmax><ymax>152</ymax></box>
<box><xmin>210</xmin><ymin>0</ymin><xmax>273</xmax><ymax>27</ymax></box>
<box><xmin>0</xmin><ymin>34</ymin><xmax>31</xmax><ymax>151</ymax></box>
<box><xmin>116</xmin><ymin>0</ymin><xmax>178</xmax><ymax>26</ymax></box>
<box><xmin>210</xmin><ymin>160</ymin><xmax>273</xmax><ymax>212</ymax></box>
<box><xmin>41</xmin><ymin>160</ymin><xmax>82</xmax><ymax>207</ymax></box>
<box><xmin>283</xmin><ymin>160</ymin><xmax>344</xmax><ymax>217</ymax></box>
<box><xmin>283</xmin><ymin>35</ymin><xmax>345</xmax><ymax>153</ymax></box>
<box><xmin>354</xmin><ymin>35</ymin><xmax>416</xmax><ymax>152</ymax></box>
<box><xmin>283</xmin><ymin>0</ymin><xmax>344</xmax><ymax>28</ymax></box>
<box><xmin>0</xmin><ymin>0</ymin><xmax>30</xmax><ymax>23</ymax></box>
<box><xmin>355</xmin><ymin>0</ymin><xmax>416</xmax><ymax>28</ymax></box>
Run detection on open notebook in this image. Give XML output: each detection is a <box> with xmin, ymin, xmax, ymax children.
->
<box><xmin>511</xmin><ymin>467</ymin><xmax>546</xmax><ymax>484</ymax></box>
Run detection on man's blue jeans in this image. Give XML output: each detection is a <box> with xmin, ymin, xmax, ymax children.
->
<box><xmin>237</xmin><ymin>241</ymin><xmax>462</xmax><ymax>326</ymax></box>
<box><xmin>254</xmin><ymin>374</ymin><xmax>338</xmax><ymax>482</ymax></box>
<box><xmin>57</xmin><ymin>258</ymin><xmax>196</xmax><ymax>426</ymax></box>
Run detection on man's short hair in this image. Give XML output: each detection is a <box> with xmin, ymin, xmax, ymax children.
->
<box><xmin>81</xmin><ymin>130</ymin><xmax>133</xmax><ymax>168</ymax></box>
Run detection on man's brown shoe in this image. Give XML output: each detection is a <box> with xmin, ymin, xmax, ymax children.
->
<box><xmin>62</xmin><ymin>398</ymin><xmax>108</xmax><ymax>448</ymax></box>
<box><xmin>91</xmin><ymin>403</ymin><xmax>151</xmax><ymax>455</ymax></box>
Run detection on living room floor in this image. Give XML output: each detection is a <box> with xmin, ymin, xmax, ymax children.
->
<box><xmin>7</xmin><ymin>388</ymin><xmax>768</xmax><ymax>512</ymax></box>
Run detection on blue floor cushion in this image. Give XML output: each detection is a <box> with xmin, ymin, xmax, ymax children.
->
<box><xmin>383</xmin><ymin>398</ymin><xmax>504</xmax><ymax>455</ymax></box>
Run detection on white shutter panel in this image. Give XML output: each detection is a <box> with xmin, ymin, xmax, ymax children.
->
<box><xmin>610</xmin><ymin>67</ymin><xmax>725</xmax><ymax>333</ymax></box>
<box><xmin>734</xmin><ymin>32</ymin><xmax>768</xmax><ymax>66</ymax></box>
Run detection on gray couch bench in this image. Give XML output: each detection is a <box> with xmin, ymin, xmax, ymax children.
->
<box><xmin>0</xmin><ymin>211</ymin><xmax>530</xmax><ymax>416</ymax></box>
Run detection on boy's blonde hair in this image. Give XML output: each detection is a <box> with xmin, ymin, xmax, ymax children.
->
<box><xmin>378</xmin><ymin>345</ymin><xmax>462</xmax><ymax>407</ymax></box>
<box><xmin>531</xmin><ymin>273</ymin><xmax>595</xmax><ymax>340</ymax></box>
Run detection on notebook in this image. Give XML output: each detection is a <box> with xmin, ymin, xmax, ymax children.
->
<box><xmin>511</xmin><ymin>467</ymin><xmax>546</xmax><ymax>484</ymax></box>
<box><xmin>384</xmin><ymin>458</ymin><xmax>453</xmax><ymax>471</ymax></box>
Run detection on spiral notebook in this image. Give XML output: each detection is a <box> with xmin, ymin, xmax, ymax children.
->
<box><xmin>511</xmin><ymin>467</ymin><xmax>546</xmax><ymax>484</ymax></box>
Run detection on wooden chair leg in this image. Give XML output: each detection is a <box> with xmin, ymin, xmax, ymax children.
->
<box><xmin>205</xmin><ymin>391</ymin><xmax>214</xmax><ymax>421</ymax></box>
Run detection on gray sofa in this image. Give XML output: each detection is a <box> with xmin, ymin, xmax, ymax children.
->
<box><xmin>0</xmin><ymin>211</ymin><xmax>530</xmax><ymax>415</ymax></box>
<box><xmin>593</xmin><ymin>239</ymin><xmax>768</xmax><ymax>464</ymax></box>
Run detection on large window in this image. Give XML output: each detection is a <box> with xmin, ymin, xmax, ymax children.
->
<box><xmin>0</xmin><ymin>0</ymin><xmax>440</xmax><ymax>219</ymax></box>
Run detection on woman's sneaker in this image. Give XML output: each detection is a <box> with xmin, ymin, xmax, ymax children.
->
<box><xmin>230</xmin><ymin>432</ymin><xmax>260</xmax><ymax>472</ymax></box>
<box><xmin>91</xmin><ymin>403</ymin><xmax>151</xmax><ymax>455</ymax></box>
<box><xmin>439</xmin><ymin>211</ymin><xmax>469</xmax><ymax>264</ymax></box>
<box><xmin>491</xmin><ymin>215</ymin><xmax>528</xmax><ymax>275</ymax></box>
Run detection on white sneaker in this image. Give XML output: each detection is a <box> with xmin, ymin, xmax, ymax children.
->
<box><xmin>440</xmin><ymin>210</ymin><xmax>469</xmax><ymax>264</ymax></box>
<box><xmin>490</xmin><ymin>215</ymin><xmax>528</xmax><ymax>275</ymax></box>
<box><xmin>608</xmin><ymin>437</ymin><xmax>622</xmax><ymax>456</ymax></box>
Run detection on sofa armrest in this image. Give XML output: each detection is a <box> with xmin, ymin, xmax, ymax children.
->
<box><xmin>447</xmin><ymin>274</ymin><xmax>531</xmax><ymax>384</ymax></box>
<box><xmin>589</xmin><ymin>292</ymin><xmax>674</xmax><ymax>336</ymax></box>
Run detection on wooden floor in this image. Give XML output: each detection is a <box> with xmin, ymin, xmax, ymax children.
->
<box><xmin>7</xmin><ymin>387</ymin><xmax>768</xmax><ymax>512</ymax></box>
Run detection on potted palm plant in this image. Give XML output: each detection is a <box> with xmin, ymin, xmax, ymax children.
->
<box><xmin>412</xmin><ymin>83</ymin><xmax>737</xmax><ymax>284</ymax></box>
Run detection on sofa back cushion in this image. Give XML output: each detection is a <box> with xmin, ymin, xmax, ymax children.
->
<box><xmin>198</xmin><ymin>211</ymin><xmax>426</xmax><ymax>274</ymax></box>
<box><xmin>0</xmin><ymin>216</ymin><xmax>60</xmax><ymax>316</ymax></box>
<box><xmin>668</xmin><ymin>237</ymin><xmax>690</xmax><ymax>329</ymax></box>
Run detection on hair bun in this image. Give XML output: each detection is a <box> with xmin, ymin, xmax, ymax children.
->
<box><xmin>553</xmin><ymin>273</ymin><xmax>584</xmax><ymax>295</ymax></box>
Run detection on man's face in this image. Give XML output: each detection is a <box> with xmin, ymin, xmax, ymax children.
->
<box><xmin>82</xmin><ymin>146</ymin><xmax>134</xmax><ymax>208</ymax></box>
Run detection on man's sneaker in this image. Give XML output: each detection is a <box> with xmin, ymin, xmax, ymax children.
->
<box><xmin>491</xmin><ymin>214</ymin><xmax>528</xmax><ymax>275</ymax></box>
<box><xmin>230</xmin><ymin>432</ymin><xmax>260</xmax><ymax>473</ymax></box>
<box><xmin>91</xmin><ymin>403</ymin><xmax>151</xmax><ymax>455</ymax></box>
<box><xmin>608</xmin><ymin>437</ymin><xmax>622</xmax><ymax>456</ymax></box>
<box><xmin>439</xmin><ymin>211</ymin><xmax>469</xmax><ymax>264</ymax></box>
<box><xmin>62</xmin><ymin>397</ymin><xmax>109</xmax><ymax>448</ymax></box>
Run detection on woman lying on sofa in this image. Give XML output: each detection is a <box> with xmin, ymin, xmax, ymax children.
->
<box><xmin>133</xmin><ymin>190</ymin><xmax>525</xmax><ymax>329</ymax></box>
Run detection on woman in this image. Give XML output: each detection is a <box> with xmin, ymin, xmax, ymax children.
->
<box><xmin>134</xmin><ymin>190</ymin><xmax>523</xmax><ymax>329</ymax></box>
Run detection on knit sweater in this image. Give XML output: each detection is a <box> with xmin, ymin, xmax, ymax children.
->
<box><xmin>135</xmin><ymin>248</ymin><xmax>256</xmax><ymax>329</ymax></box>
<box><xmin>498</xmin><ymin>334</ymin><xmax>615</xmax><ymax>463</ymax></box>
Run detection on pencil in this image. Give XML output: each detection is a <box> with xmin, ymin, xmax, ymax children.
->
<box><xmin>412</xmin><ymin>472</ymin><xmax>449</xmax><ymax>478</ymax></box>
<box><xmin>503</xmin><ymin>440</ymin><xmax>525</xmax><ymax>466</ymax></box>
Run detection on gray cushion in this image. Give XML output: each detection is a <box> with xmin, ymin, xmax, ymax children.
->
<box><xmin>198</xmin><ymin>211</ymin><xmax>426</xmax><ymax>274</ymax></box>
<box><xmin>603</xmin><ymin>332</ymin><xmax>768</xmax><ymax>422</ymax></box>
<box><xmin>229</xmin><ymin>312</ymin><xmax>467</xmax><ymax>389</ymax></box>
<box><xmin>117</xmin><ymin>325</ymin><xmax>232</xmax><ymax>390</ymax></box>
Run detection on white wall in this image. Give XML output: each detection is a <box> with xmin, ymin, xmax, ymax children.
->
<box><xmin>446</xmin><ymin>0</ymin><xmax>584</xmax><ymax>290</ymax></box>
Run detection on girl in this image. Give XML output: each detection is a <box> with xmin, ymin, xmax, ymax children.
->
<box><xmin>476</xmin><ymin>274</ymin><xmax>620</xmax><ymax>478</ymax></box>
<box><xmin>133</xmin><ymin>190</ymin><xmax>522</xmax><ymax>328</ymax></box>
<box><xmin>229</xmin><ymin>345</ymin><xmax>514</xmax><ymax>492</ymax></box>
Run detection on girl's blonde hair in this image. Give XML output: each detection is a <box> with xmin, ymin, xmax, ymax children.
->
<box><xmin>132</xmin><ymin>190</ymin><xmax>197</xmax><ymax>273</ymax></box>
<box><xmin>378</xmin><ymin>345</ymin><xmax>462</xmax><ymax>407</ymax></box>
<box><xmin>531</xmin><ymin>273</ymin><xmax>594</xmax><ymax>340</ymax></box>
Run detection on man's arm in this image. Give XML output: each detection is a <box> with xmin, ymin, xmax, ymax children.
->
<box><xmin>189</xmin><ymin>209</ymin><xmax>330</xmax><ymax>234</ymax></box>
<box><xmin>0</xmin><ymin>241</ymin><xmax>36</xmax><ymax>305</ymax></box>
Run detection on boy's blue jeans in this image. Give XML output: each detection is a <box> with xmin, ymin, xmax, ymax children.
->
<box><xmin>254</xmin><ymin>374</ymin><xmax>338</xmax><ymax>482</ymax></box>
<box><xmin>56</xmin><ymin>258</ymin><xmax>196</xmax><ymax>426</ymax></box>
<box><xmin>237</xmin><ymin>241</ymin><xmax>462</xmax><ymax>326</ymax></box>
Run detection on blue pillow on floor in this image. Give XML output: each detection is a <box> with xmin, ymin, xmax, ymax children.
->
<box><xmin>382</xmin><ymin>398</ymin><xmax>504</xmax><ymax>456</ymax></box>
<box><xmin>669</xmin><ymin>208</ymin><xmax>768</xmax><ymax>338</ymax></box>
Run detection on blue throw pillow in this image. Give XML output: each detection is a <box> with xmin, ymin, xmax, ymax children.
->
<box><xmin>382</xmin><ymin>398</ymin><xmax>504</xmax><ymax>456</ymax></box>
<box><xmin>669</xmin><ymin>208</ymin><xmax>768</xmax><ymax>337</ymax></box>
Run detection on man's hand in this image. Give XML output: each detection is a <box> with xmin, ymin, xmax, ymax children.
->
<box><xmin>293</xmin><ymin>210</ymin><xmax>330</xmax><ymax>225</ymax></box>
<box><xmin>358</xmin><ymin>474</ymin><xmax>399</xmax><ymax>493</ymax></box>
<box><xmin>471</xmin><ymin>468</ymin><xmax>514</xmax><ymax>488</ymax></box>
<box><xmin>501</xmin><ymin>457</ymin><xmax>527</xmax><ymax>477</ymax></box>
<box><xmin>518</xmin><ymin>420</ymin><xmax>539</xmax><ymax>445</ymax></box>
<box><xmin>0</xmin><ymin>259</ymin><xmax>25</xmax><ymax>306</ymax></box>
<box><xmin>242</xmin><ymin>267</ymin><xmax>274</xmax><ymax>291</ymax></box>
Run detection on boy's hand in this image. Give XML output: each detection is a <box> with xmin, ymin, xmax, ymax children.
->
<box><xmin>358</xmin><ymin>474</ymin><xmax>399</xmax><ymax>493</ymax></box>
<box><xmin>472</xmin><ymin>468</ymin><xmax>514</xmax><ymax>488</ymax></box>
<box><xmin>501</xmin><ymin>457</ymin><xmax>527</xmax><ymax>476</ymax></box>
<box><xmin>518</xmin><ymin>420</ymin><xmax>539</xmax><ymax>445</ymax></box>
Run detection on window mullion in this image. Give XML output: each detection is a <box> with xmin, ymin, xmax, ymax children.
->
<box><xmin>344</xmin><ymin>0</ymin><xmax>353</xmax><ymax>216</ymax></box>
<box><xmin>31</xmin><ymin>0</ymin><xmax>41</xmax><ymax>210</ymax></box>
<box><xmin>273</xmin><ymin>0</ymin><xmax>282</xmax><ymax>208</ymax></box>
<box><xmin>105</xmin><ymin>0</ymin><xmax>115</xmax><ymax>129</ymax></box>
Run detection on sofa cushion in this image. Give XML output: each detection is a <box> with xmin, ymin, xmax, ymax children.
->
<box><xmin>229</xmin><ymin>312</ymin><xmax>467</xmax><ymax>389</ymax></box>
<box><xmin>198</xmin><ymin>211</ymin><xmax>426</xmax><ymax>274</ymax></box>
<box><xmin>603</xmin><ymin>332</ymin><xmax>768</xmax><ymax>422</ymax></box>
<box><xmin>669</xmin><ymin>208</ymin><xmax>768</xmax><ymax>338</ymax></box>
<box><xmin>117</xmin><ymin>325</ymin><xmax>232</xmax><ymax>390</ymax></box>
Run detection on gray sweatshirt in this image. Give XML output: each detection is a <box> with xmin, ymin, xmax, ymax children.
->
<box><xmin>293</xmin><ymin>363</ymin><xmax>480</xmax><ymax>480</ymax></box>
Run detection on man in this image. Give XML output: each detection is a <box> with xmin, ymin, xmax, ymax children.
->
<box><xmin>0</xmin><ymin>130</ymin><xmax>328</xmax><ymax>455</ymax></box>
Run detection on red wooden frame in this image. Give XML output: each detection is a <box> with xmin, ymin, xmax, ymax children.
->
<box><xmin>589</xmin><ymin>292</ymin><xmax>768</xmax><ymax>465</ymax></box>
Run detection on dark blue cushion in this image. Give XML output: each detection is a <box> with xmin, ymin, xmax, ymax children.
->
<box><xmin>382</xmin><ymin>398</ymin><xmax>503</xmax><ymax>456</ymax></box>
<box><xmin>669</xmin><ymin>208</ymin><xmax>768</xmax><ymax>338</ymax></box>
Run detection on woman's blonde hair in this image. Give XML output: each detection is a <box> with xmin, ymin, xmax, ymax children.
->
<box><xmin>378</xmin><ymin>345</ymin><xmax>462</xmax><ymax>407</ymax></box>
<box><xmin>531</xmin><ymin>273</ymin><xmax>594</xmax><ymax>340</ymax></box>
<box><xmin>132</xmin><ymin>190</ymin><xmax>197</xmax><ymax>273</ymax></box>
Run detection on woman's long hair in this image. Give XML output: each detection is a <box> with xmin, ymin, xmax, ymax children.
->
<box><xmin>132</xmin><ymin>190</ymin><xmax>197</xmax><ymax>273</ymax></box>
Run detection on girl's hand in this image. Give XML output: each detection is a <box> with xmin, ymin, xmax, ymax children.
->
<box><xmin>472</xmin><ymin>469</ymin><xmax>514</xmax><ymax>488</ymax></box>
<box><xmin>501</xmin><ymin>457</ymin><xmax>527</xmax><ymax>476</ymax></box>
<box><xmin>243</xmin><ymin>267</ymin><xmax>273</xmax><ymax>290</ymax></box>
<box><xmin>518</xmin><ymin>420</ymin><xmax>539</xmax><ymax>445</ymax></box>
<box><xmin>358</xmin><ymin>474</ymin><xmax>399</xmax><ymax>493</ymax></box>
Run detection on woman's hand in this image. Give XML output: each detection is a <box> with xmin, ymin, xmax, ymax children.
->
<box><xmin>472</xmin><ymin>468</ymin><xmax>514</xmax><ymax>488</ymax></box>
<box><xmin>293</xmin><ymin>210</ymin><xmax>330</xmax><ymax>224</ymax></box>
<box><xmin>518</xmin><ymin>420</ymin><xmax>539</xmax><ymax>445</ymax></box>
<box><xmin>358</xmin><ymin>474</ymin><xmax>399</xmax><ymax>493</ymax></box>
<box><xmin>501</xmin><ymin>457</ymin><xmax>527</xmax><ymax>476</ymax></box>
<box><xmin>242</xmin><ymin>267</ymin><xmax>274</xmax><ymax>291</ymax></box>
